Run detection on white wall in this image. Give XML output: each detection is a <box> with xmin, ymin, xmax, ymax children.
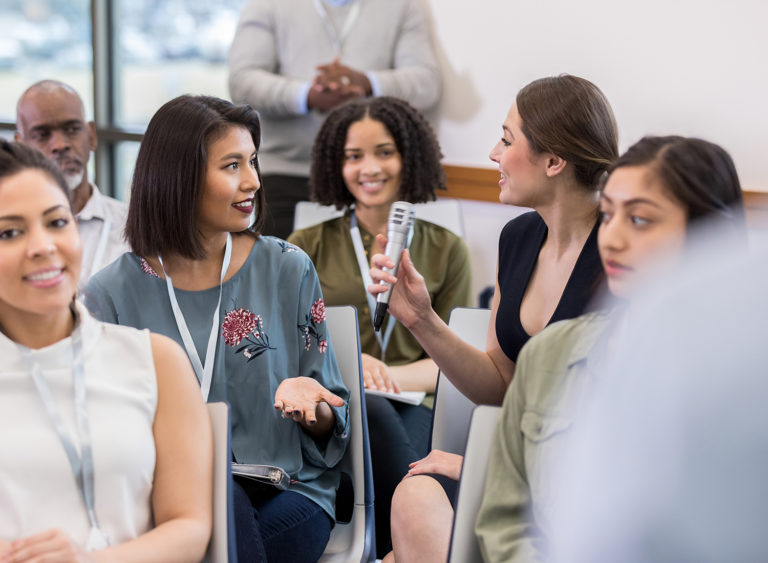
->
<box><xmin>424</xmin><ymin>0</ymin><xmax>768</xmax><ymax>298</ymax></box>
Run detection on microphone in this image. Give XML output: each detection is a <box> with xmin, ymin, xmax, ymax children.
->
<box><xmin>373</xmin><ymin>201</ymin><xmax>415</xmax><ymax>332</ymax></box>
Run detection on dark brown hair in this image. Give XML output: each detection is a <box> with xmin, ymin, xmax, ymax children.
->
<box><xmin>309</xmin><ymin>96</ymin><xmax>444</xmax><ymax>209</ymax></box>
<box><xmin>126</xmin><ymin>95</ymin><xmax>264</xmax><ymax>259</ymax></box>
<box><xmin>517</xmin><ymin>75</ymin><xmax>619</xmax><ymax>188</ymax></box>
<box><xmin>607</xmin><ymin>135</ymin><xmax>746</xmax><ymax>230</ymax></box>
<box><xmin>0</xmin><ymin>140</ymin><xmax>71</xmax><ymax>208</ymax></box>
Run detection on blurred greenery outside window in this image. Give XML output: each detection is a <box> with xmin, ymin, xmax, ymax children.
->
<box><xmin>0</xmin><ymin>0</ymin><xmax>245</xmax><ymax>200</ymax></box>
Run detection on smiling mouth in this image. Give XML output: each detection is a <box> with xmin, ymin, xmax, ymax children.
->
<box><xmin>25</xmin><ymin>268</ymin><xmax>63</xmax><ymax>282</ymax></box>
<box><xmin>232</xmin><ymin>199</ymin><xmax>254</xmax><ymax>213</ymax></box>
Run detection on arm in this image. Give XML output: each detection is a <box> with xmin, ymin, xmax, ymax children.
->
<box><xmin>369</xmin><ymin>241</ymin><xmax>515</xmax><ymax>405</ymax></box>
<box><xmin>363</xmin><ymin>0</ymin><xmax>440</xmax><ymax>111</ymax></box>
<box><xmin>228</xmin><ymin>1</ymin><xmax>311</xmax><ymax>116</ymax></box>
<box><xmin>475</xmin><ymin>347</ymin><xmax>544</xmax><ymax>563</ymax></box>
<box><xmin>98</xmin><ymin>334</ymin><xmax>213</xmax><ymax>561</ymax></box>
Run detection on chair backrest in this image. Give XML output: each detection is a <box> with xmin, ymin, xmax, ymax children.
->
<box><xmin>204</xmin><ymin>401</ymin><xmax>236</xmax><ymax>563</ymax></box>
<box><xmin>448</xmin><ymin>405</ymin><xmax>502</xmax><ymax>563</ymax></box>
<box><xmin>430</xmin><ymin>307</ymin><xmax>492</xmax><ymax>455</ymax></box>
<box><xmin>319</xmin><ymin>306</ymin><xmax>376</xmax><ymax>563</ymax></box>
<box><xmin>293</xmin><ymin>200</ymin><xmax>465</xmax><ymax>237</ymax></box>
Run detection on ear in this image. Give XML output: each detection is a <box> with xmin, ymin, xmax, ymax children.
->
<box><xmin>13</xmin><ymin>131</ymin><xmax>21</xmax><ymax>142</ymax></box>
<box><xmin>544</xmin><ymin>154</ymin><xmax>567</xmax><ymax>178</ymax></box>
<box><xmin>88</xmin><ymin>121</ymin><xmax>98</xmax><ymax>151</ymax></box>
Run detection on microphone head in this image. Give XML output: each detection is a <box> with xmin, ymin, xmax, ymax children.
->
<box><xmin>387</xmin><ymin>201</ymin><xmax>415</xmax><ymax>237</ymax></box>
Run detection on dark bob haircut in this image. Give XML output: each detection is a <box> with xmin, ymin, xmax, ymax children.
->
<box><xmin>0</xmin><ymin>140</ymin><xmax>71</xmax><ymax>208</ymax></box>
<box><xmin>607</xmin><ymin>135</ymin><xmax>745</xmax><ymax>230</ymax></box>
<box><xmin>309</xmin><ymin>96</ymin><xmax>444</xmax><ymax>209</ymax></box>
<box><xmin>126</xmin><ymin>94</ymin><xmax>264</xmax><ymax>260</ymax></box>
<box><xmin>517</xmin><ymin>74</ymin><xmax>619</xmax><ymax>189</ymax></box>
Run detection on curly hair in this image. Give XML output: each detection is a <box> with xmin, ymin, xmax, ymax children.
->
<box><xmin>126</xmin><ymin>95</ymin><xmax>264</xmax><ymax>260</ymax></box>
<box><xmin>0</xmin><ymin>140</ymin><xmax>71</xmax><ymax>208</ymax></box>
<box><xmin>309</xmin><ymin>96</ymin><xmax>444</xmax><ymax>209</ymax></box>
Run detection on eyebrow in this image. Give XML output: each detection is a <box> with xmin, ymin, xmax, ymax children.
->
<box><xmin>344</xmin><ymin>142</ymin><xmax>396</xmax><ymax>150</ymax></box>
<box><xmin>30</xmin><ymin>120</ymin><xmax>83</xmax><ymax>132</ymax></box>
<box><xmin>0</xmin><ymin>205</ymin><xmax>65</xmax><ymax>222</ymax></box>
<box><xmin>219</xmin><ymin>151</ymin><xmax>257</xmax><ymax>161</ymax></box>
<box><xmin>600</xmin><ymin>194</ymin><xmax>663</xmax><ymax>208</ymax></box>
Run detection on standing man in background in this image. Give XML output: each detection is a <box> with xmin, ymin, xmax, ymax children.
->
<box><xmin>15</xmin><ymin>80</ymin><xmax>129</xmax><ymax>288</ymax></box>
<box><xmin>228</xmin><ymin>0</ymin><xmax>441</xmax><ymax>239</ymax></box>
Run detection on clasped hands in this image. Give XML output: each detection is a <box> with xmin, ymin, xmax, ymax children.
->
<box><xmin>307</xmin><ymin>58</ymin><xmax>372</xmax><ymax>112</ymax></box>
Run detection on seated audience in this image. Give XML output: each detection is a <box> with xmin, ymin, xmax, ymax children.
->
<box><xmin>85</xmin><ymin>95</ymin><xmax>349</xmax><ymax>562</ymax></box>
<box><xmin>15</xmin><ymin>80</ymin><xmax>129</xmax><ymax>287</ymax></box>
<box><xmin>368</xmin><ymin>74</ymin><xmax>618</xmax><ymax>562</ymax></box>
<box><xmin>288</xmin><ymin>95</ymin><xmax>473</xmax><ymax>556</ymax></box>
<box><xmin>475</xmin><ymin>136</ymin><xmax>746</xmax><ymax>562</ymax></box>
<box><xmin>0</xmin><ymin>141</ymin><xmax>211</xmax><ymax>560</ymax></box>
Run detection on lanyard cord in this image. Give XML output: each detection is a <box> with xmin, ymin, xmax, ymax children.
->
<box><xmin>312</xmin><ymin>0</ymin><xmax>362</xmax><ymax>55</ymax></box>
<box><xmin>349</xmin><ymin>212</ymin><xmax>412</xmax><ymax>360</ymax></box>
<box><xmin>158</xmin><ymin>233</ymin><xmax>232</xmax><ymax>401</ymax></box>
<box><xmin>20</xmin><ymin>314</ymin><xmax>109</xmax><ymax>549</ymax></box>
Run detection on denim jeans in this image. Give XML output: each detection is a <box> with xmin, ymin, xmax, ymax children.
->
<box><xmin>233</xmin><ymin>479</ymin><xmax>333</xmax><ymax>562</ymax></box>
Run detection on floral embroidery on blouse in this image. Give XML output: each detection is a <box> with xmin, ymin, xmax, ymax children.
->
<box><xmin>222</xmin><ymin>308</ymin><xmax>275</xmax><ymax>361</ymax></box>
<box><xmin>298</xmin><ymin>298</ymin><xmax>328</xmax><ymax>353</ymax></box>
<box><xmin>139</xmin><ymin>257</ymin><xmax>159</xmax><ymax>278</ymax></box>
<box><xmin>278</xmin><ymin>240</ymin><xmax>299</xmax><ymax>254</ymax></box>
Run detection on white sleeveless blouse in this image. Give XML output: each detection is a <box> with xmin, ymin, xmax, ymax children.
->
<box><xmin>0</xmin><ymin>303</ymin><xmax>157</xmax><ymax>547</ymax></box>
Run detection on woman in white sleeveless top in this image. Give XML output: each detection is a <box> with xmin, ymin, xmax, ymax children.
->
<box><xmin>0</xmin><ymin>141</ymin><xmax>212</xmax><ymax>561</ymax></box>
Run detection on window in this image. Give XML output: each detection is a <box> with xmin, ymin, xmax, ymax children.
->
<box><xmin>0</xmin><ymin>0</ymin><xmax>246</xmax><ymax>200</ymax></box>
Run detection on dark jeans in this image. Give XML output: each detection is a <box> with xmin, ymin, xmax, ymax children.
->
<box><xmin>365</xmin><ymin>395</ymin><xmax>433</xmax><ymax>558</ymax></box>
<box><xmin>233</xmin><ymin>479</ymin><xmax>333</xmax><ymax>563</ymax></box>
<box><xmin>260</xmin><ymin>174</ymin><xmax>309</xmax><ymax>240</ymax></box>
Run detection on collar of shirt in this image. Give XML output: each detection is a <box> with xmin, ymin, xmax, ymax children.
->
<box><xmin>76</xmin><ymin>183</ymin><xmax>107</xmax><ymax>222</ymax></box>
<box><xmin>323</xmin><ymin>0</ymin><xmax>354</xmax><ymax>6</ymax></box>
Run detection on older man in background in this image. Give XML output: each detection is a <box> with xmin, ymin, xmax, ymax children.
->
<box><xmin>15</xmin><ymin>80</ymin><xmax>129</xmax><ymax>288</ymax></box>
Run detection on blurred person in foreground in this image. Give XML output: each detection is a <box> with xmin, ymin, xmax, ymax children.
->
<box><xmin>228</xmin><ymin>0</ymin><xmax>440</xmax><ymax>238</ymax></box>
<box><xmin>15</xmin><ymin>80</ymin><xmax>129</xmax><ymax>288</ymax></box>
<box><xmin>475</xmin><ymin>136</ymin><xmax>747</xmax><ymax>562</ymax></box>
<box><xmin>548</xmin><ymin>215</ymin><xmax>767</xmax><ymax>563</ymax></box>
<box><xmin>0</xmin><ymin>141</ymin><xmax>211</xmax><ymax>561</ymax></box>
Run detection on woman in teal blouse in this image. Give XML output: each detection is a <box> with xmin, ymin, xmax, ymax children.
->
<box><xmin>86</xmin><ymin>95</ymin><xmax>350</xmax><ymax>562</ymax></box>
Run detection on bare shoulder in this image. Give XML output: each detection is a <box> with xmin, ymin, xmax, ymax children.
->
<box><xmin>148</xmin><ymin>333</ymin><xmax>200</xmax><ymax>395</ymax></box>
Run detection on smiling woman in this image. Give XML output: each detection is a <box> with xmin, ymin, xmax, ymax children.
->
<box><xmin>84</xmin><ymin>94</ymin><xmax>350</xmax><ymax>562</ymax></box>
<box><xmin>0</xmin><ymin>141</ymin><xmax>212</xmax><ymax>561</ymax></box>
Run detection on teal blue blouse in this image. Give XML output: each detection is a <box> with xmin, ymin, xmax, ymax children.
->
<box><xmin>85</xmin><ymin>236</ymin><xmax>350</xmax><ymax>519</ymax></box>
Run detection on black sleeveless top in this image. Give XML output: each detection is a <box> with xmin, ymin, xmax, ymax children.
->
<box><xmin>496</xmin><ymin>211</ymin><xmax>602</xmax><ymax>363</ymax></box>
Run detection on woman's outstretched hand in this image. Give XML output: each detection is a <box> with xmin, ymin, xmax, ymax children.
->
<box><xmin>368</xmin><ymin>234</ymin><xmax>433</xmax><ymax>330</ymax></box>
<box><xmin>274</xmin><ymin>376</ymin><xmax>345</xmax><ymax>430</ymax></box>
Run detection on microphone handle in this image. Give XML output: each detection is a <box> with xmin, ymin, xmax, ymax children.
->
<box><xmin>373</xmin><ymin>230</ymin><xmax>409</xmax><ymax>331</ymax></box>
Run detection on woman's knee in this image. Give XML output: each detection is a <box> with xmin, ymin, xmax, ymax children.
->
<box><xmin>391</xmin><ymin>475</ymin><xmax>450</xmax><ymax>528</ymax></box>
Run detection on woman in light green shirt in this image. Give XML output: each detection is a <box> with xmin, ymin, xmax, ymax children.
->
<box><xmin>476</xmin><ymin>136</ymin><xmax>747</xmax><ymax>562</ymax></box>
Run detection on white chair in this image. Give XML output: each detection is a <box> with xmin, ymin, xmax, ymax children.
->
<box><xmin>430</xmin><ymin>307</ymin><xmax>492</xmax><ymax>455</ymax></box>
<box><xmin>447</xmin><ymin>405</ymin><xmax>502</xmax><ymax>563</ymax></box>
<box><xmin>320</xmin><ymin>306</ymin><xmax>376</xmax><ymax>562</ymax></box>
<box><xmin>203</xmin><ymin>402</ymin><xmax>235</xmax><ymax>563</ymax></box>
<box><xmin>293</xmin><ymin>200</ymin><xmax>465</xmax><ymax>237</ymax></box>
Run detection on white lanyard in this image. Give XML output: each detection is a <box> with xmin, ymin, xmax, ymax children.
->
<box><xmin>349</xmin><ymin>212</ymin><xmax>412</xmax><ymax>360</ymax></box>
<box><xmin>312</xmin><ymin>0</ymin><xmax>361</xmax><ymax>55</ymax></box>
<box><xmin>158</xmin><ymin>234</ymin><xmax>232</xmax><ymax>401</ymax></box>
<box><xmin>19</xmin><ymin>318</ymin><xmax>110</xmax><ymax>551</ymax></box>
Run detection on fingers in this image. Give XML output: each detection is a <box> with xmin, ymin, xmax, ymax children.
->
<box><xmin>4</xmin><ymin>529</ymin><xmax>81</xmax><ymax>563</ymax></box>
